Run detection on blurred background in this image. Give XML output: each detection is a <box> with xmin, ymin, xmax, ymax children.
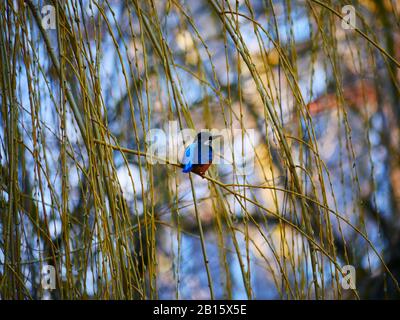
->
<box><xmin>1</xmin><ymin>0</ymin><xmax>400</xmax><ymax>299</ymax></box>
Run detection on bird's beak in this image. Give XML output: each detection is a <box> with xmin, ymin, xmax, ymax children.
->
<box><xmin>206</xmin><ymin>134</ymin><xmax>222</xmax><ymax>145</ymax></box>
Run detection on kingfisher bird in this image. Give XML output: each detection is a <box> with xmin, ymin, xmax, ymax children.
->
<box><xmin>181</xmin><ymin>132</ymin><xmax>222</xmax><ymax>178</ymax></box>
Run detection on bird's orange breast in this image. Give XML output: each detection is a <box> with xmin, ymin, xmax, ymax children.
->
<box><xmin>191</xmin><ymin>163</ymin><xmax>212</xmax><ymax>176</ymax></box>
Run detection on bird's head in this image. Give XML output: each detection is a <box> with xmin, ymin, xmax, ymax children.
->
<box><xmin>196</xmin><ymin>132</ymin><xmax>222</xmax><ymax>145</ymax></box>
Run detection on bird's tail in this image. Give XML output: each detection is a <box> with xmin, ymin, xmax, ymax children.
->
<box><xmin>182</xmin><ymin>163</ymin><xmax>192</xmax><ymax>173</ymax></box>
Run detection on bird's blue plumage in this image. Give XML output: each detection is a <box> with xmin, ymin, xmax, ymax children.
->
<box><xmin>182</xmin><ymin>140</ymin><xmax>213</xmax><ymax>173</ymax></box>
<box><xmin>182</xmin><ymin>143</ymin><xmax>195</xmax><ymax>173</ymax></box>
